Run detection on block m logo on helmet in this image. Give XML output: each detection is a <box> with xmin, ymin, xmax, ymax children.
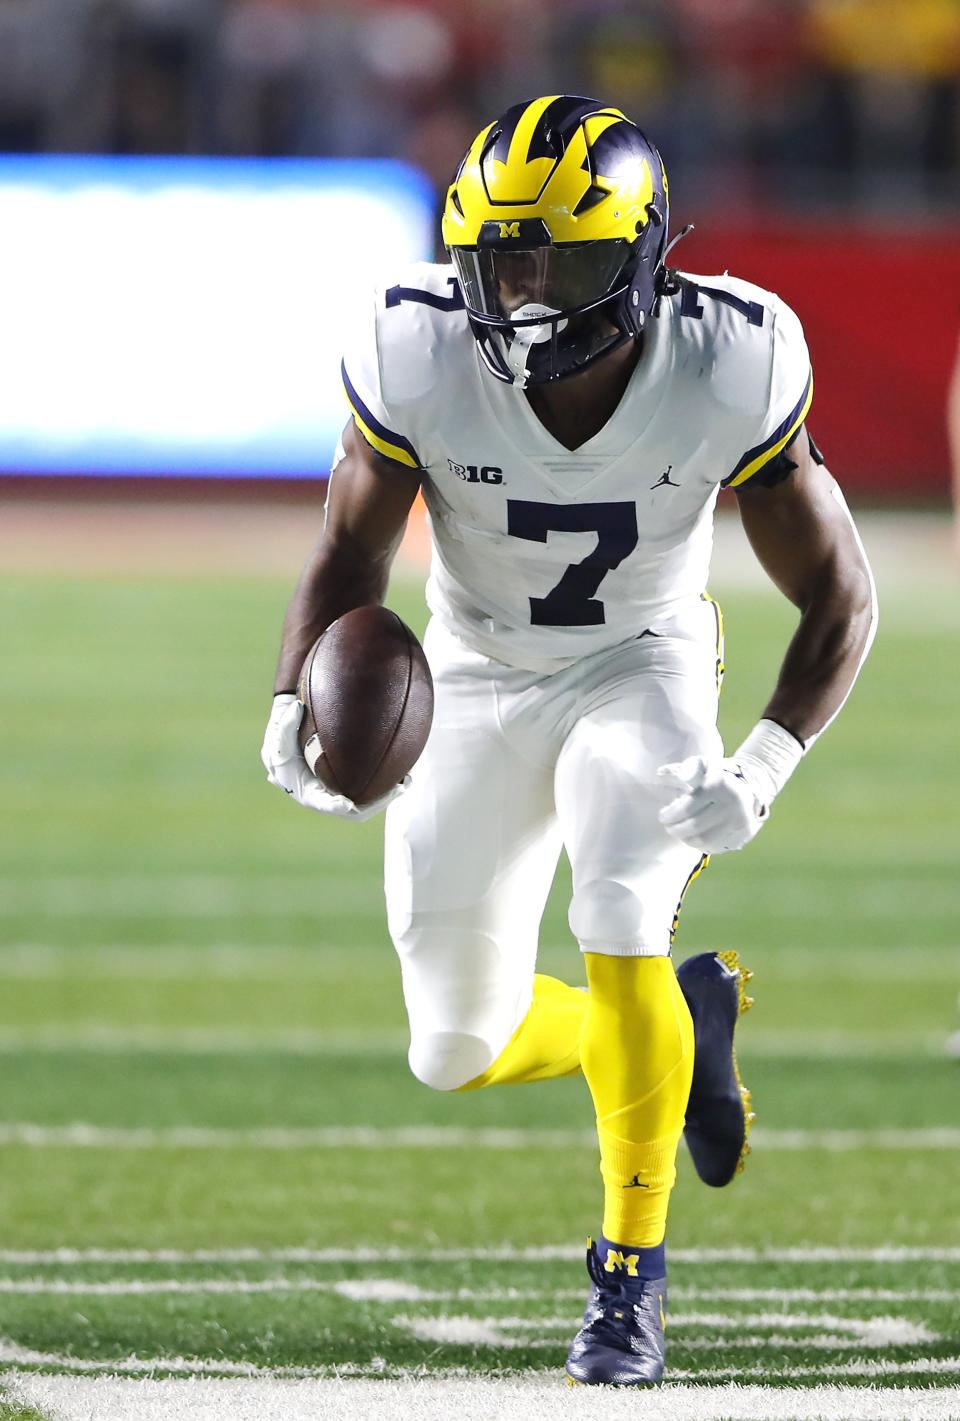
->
<box><xmin>499</xmin><ymin>221</ymin><xmax>521</xmax><ymax>239</ymax></box>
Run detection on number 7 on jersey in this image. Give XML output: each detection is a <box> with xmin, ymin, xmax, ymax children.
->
<box><xmin>506</xmin><ymin>500</ymin><xmax>640</xmax><ymax>627</ymax></box>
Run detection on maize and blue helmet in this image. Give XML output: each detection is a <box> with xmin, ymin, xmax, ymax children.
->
<box><xmin>442</xmin><ymin>94</ymin><xmax>671</xmax><ymax>388</ymax></box>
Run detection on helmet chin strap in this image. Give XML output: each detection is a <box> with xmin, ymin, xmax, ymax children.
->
<box><xmin>505</xmin><ymin>302</ymin><xmax>568</xmax><ymax>387</ymax></box>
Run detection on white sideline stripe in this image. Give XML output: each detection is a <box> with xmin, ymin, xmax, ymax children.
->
<box><xmin>9</xmin><ymin>1376</ymin><xmax>960</xmax><ymax>1421</ymax></box>
<box><xmin>0</xmin><ymin>1245</ymin><xmax>958</xmax><ymax>1266</ymax></box>
<box><xmin>0</xmin><ymin>1122</ymin><xmax>957</xmax><ymax>1151</ymax></box>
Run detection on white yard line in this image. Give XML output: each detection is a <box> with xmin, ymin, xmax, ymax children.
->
<box><xmin>0</xmin><ymin>1121</ymin><xmax>957</xmax><ymax>1151</ymax></box>
<box><xmin>0</xmin><ymin>1276</ymin><xmax>955</xmax><ymax>1307</ymax></box>
<box><xmin>2</xmin><ymin>867</ymin><xmax>957</xmax><ymax>919</ymax></box>
<box><xmin>0</xmin><ymin>1245</ymin><xmax>958</xmax><ymax>1266</ymax></box>
<box><xmin>673</xmin><ymin>1286</ymin><xmax>960</xmax><ymax>1303</ymax></box>
<box><xmin>507</xmin><ymin>1311</ymin><xmax>936</xmax><ymax>1343</ymax></box>
<box><xmin>0</xmin><ymin>945</ymin><xmax>351</xmax><ymax>978</ymax></box>
<box><xmin>1</xmin><ymin>942</ymin><xmax>953</xmax><ymax>979</ymax></box>
<box><xmin>1</xmin><ymin>878</ymin><xmax>955</xmax><ymax>922</ymax></box>
<box><xmin>7</xmin><ymin>1372</ymin><xmax>960</xmax><ymax>1421</ymax></box>
<box><xmin>673</xmin><ymin>1358</ymin><xmax>960</xmax><ymax>1381</ymax></box>
<box><xmin>0</xmin><ymin>1340</ymin><xmax>299</xmax><ymax>1378</ymax></box>
<box><xmin>749</xmin><ymin>1128</ymin><xmax>960</xmax><ymax>1151</ymax></box>
<box><xmin>0</xmin><ymin>1027</ymin><xmax>943</xmax><ymax>1057</ymax></box>
<box><xmin>392</xmin><ymin>1332</ymin><xmax>940</xmax><ymax>1354</ymax></box>
<box><xmin>396</xmin><ymin>1313</ymin><xmax>934</xmax><ymax>1349</ymax></box>
<box><xmin>0</xmin><ymin>1278</ymin><xmax>342</xmax><ymax>1296</ymax></box>
<box><xmin>0</xmin><ymin>1028</ymin><xmax>408</xmax><ymax>1054</ymax></box>
<box><xmin>0</xmin><ymin>875</ymin><xmax>379</xmax><ymax>917</ymax></box>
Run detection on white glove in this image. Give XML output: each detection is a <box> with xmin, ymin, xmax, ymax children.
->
<box><xmin>260</xmin><ymin>693</ymin><xmax>406</xmax><ymax>821</ymax></box>
<box><xmin>657</xmin><ymin>719</ymin><xmax>804</xmax><ymax>854</ymax></box>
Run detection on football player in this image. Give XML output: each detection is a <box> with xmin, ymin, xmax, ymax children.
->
<box><xmin>261</xmin><ymin>95</ymin><xmax>877</xmax><ymax>1386</ymax></box>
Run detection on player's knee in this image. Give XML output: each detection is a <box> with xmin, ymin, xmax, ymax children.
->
<box><xmin>407</xmin><ymin>1031</ymin><xmax>495</xmax><ymax>1092</ymax></box>
<box><xmin>570</xmin><ymin>877</ymin><xmax>656</xmax><ymax>953</ymax></box>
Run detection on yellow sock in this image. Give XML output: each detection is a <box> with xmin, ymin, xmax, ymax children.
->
<box><xmin>581</xmin><ymin>954</ymin><xmax>694</xmax><ymax>1247</ymax></box>
<box><xmin>459</xmin><ymin>974</ymin><xmax>587</xmax><ymax>1090</ymax></box>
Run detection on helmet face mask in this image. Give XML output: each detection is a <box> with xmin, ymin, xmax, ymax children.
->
<box><xmin>442</xmin><ymin>95</ymin><xmax>670</xmax><ymax>388</ymax></box>
<box><xmin>450</xmin><ymin>238</ymin><xmax>636</xmax><ymax>385</ymax></box>
<box><xmin>452</xmin><ymin>241</ymin><xmax>632</xmax><ymax>323</ymax></box>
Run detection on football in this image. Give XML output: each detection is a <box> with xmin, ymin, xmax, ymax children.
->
<box><xmin>296</xmin><ymin>605</ymin><xmax>434</xmax><ymax>805</ymax></box>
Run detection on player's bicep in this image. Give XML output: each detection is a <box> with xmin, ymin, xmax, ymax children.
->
<box><xmin>735</xmin><ymin>429</ymin><xmax>868</xmax><ymax>611</ymax></box>
<box><xmin>325</xmin><ymin>418</ymin><xmax>421</xmax><ymax>565</ymax></box>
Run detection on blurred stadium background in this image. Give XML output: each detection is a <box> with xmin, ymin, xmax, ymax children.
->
<box><xmin>1</xmin><ymin>2</ymin><xmax>959</xmax><ymax>1417</ymax></box>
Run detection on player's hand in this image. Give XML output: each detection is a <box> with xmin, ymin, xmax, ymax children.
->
<box><xmin>657</xmin><ymin>720</ymin><xmax>804</xmax><ymax>854</ymax></box>
<box><xmin>656</xmin><ymin>754</ymin><xmax>771</xmax><ymax>854</ymax></box>
<box><xmin>261</xmin><ymin>694</ymin><xmax>406</xmax><ymax>821</ymax></box>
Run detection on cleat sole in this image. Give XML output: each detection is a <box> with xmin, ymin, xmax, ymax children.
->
<box><xmin>716</xmin><ymin>949</ymin><xmax>754</xmax><ymax>1015</ymax></box>
<box><xmin>715</xmin><ymin>951</ymin><xmax>756</xmax><ymax>1175</ymax></box>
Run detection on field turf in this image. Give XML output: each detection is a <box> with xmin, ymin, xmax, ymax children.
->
<box><xmin>0</xmin><ymin>528</ymin><xmax>958</xmax><ymax>1419</ymax></box>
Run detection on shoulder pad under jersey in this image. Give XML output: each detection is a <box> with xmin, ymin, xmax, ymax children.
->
<box><xmin>340</xmin><ymin>263</ymin><xmax>469</xmax><ymax>470</ymax></box>
<box><xmin>670</xmin><ymin>271</ymin><xmax>813</xmax><ymax>489</ymax></box>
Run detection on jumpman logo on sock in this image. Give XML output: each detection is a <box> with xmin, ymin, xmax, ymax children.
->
<box><xmin>623</xmin><ymin>1173</ymin><xmax>650</xmax><ymax>1189</ymax></box>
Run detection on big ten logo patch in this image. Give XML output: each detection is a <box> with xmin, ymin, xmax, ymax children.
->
<box><xmin>448</xmin><ymin>460</ymin><xmax>504</xmax><ymax>485</ymax></box>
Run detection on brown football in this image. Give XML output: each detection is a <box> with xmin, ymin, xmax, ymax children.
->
<box><xmin>296</xmin><ymin>606</ymin><xmax>434</xmax><ymax>806</ymax></box>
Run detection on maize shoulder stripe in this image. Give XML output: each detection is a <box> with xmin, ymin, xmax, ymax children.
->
<box><xmin>341</xmin><ymin>361</ymin><xmax>421</xmax><ymax>470</ymax></box>
<box><xmin>723</xmin><ymin>369</ymin><xmax>813</xmax><ymax>488</ymax></box>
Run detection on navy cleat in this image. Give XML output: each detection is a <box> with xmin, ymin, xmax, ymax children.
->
<box><xmin>677</xmin><ymin>949</ymin><xmax>755</xmax><ymax>1187</ymax></box>
<box><xmin>565</xmin><ymin>1240</ymin><xmax>667</xmax><ymax>1387</ymax></box>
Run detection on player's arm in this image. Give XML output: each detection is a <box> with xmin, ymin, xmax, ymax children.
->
<box><xmin>262</xmin><ymin>418</ymin><xmax>421</xmax><ymax>818</ymax></box>
<box><xmin>735</xmin><ymin>428</ymin><xmax>876</xmax><ymax>742</ymax></box>
<box><xmin>273</xmin><ymin>418</ymin><xmax>421</xmax><ymax>693</ymax></box>
<box><xmin>659</xmin><ymin>429</ymin><xmax>877</xmax><ymax>853</ymax></box>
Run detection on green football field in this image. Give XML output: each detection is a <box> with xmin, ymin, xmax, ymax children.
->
<box><xmin>0</xmin><ymin>521</ymin><xmax>958</xmax><ymax>1420</ymax></box>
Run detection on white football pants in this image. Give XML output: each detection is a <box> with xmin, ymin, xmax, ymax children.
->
<box><xmin>384</xmin><ymin>601</ymin><xmax>723</xmax><ymax>1091</ymax></box>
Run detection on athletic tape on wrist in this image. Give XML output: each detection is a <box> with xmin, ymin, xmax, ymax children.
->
<box><xmin>735</xmin><ymin>718</ymin><xmax>806</xmax><ymax>804</ymax></box>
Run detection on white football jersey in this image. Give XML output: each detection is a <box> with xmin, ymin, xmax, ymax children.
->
<box><xmin>339</xmin><ymin>262</ymin><xmax>812</xmax><ymax>672</ymax></box>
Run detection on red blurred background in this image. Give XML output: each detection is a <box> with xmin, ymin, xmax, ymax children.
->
<box><xmin>682</xmin><ymin>227</ymin><xmax>960</xmax><ymax>497</ymax></box>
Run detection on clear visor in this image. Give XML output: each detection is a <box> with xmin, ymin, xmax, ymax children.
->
<box><xmin>452</xmin><ymin>240</ymin><xmax>631</xmax><ymax>322</ymax></box>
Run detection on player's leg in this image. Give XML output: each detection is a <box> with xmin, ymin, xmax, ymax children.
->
<box><xmin>557</xmin><ymin>612</ymin><xmax>721</xmax><ymax>1384</ymax></box>
<box><xmin>385</xmin><ymin>621</ymin><xmax>584</xmax><ymax>1092</ymax></box>
<box><xmin>458</xmin><ymin>970</ymin><xmax>585</xmax><ymax>1088</ymax></box>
